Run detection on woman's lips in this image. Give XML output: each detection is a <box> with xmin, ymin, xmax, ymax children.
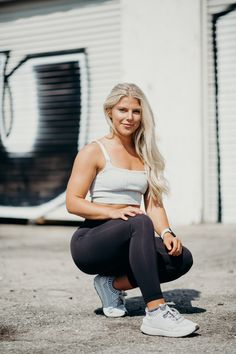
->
<box><xmin>123</xmin><ymin>124</ymin><xmax>133</xmax><ymax>128</ymax></box>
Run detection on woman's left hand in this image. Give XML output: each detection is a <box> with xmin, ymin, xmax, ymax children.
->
<box><xmin>163</xmin><ymin>233</ymin><xmax>182</xmax><ymax>256</ymax></box>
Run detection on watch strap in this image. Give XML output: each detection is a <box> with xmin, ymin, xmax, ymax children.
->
<box><xmin>160</xmin><ymin>227</ymin><xmax>176</xmax><ymax>240</ymax></box>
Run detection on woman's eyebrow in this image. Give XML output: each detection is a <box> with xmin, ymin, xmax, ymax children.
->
<box><xmin>117</xmin><ymin>105</ymin><xmax>141</xmax><ymax>110</ymax></box>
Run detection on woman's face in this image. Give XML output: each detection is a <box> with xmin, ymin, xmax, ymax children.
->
<box><xmin>108</xmin><ymin>96</ymin><xmax>142</xmax><ymax>137</ymax></box>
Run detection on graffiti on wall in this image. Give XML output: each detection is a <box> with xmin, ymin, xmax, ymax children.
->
<box><xmin>0</xmin><ymin>49</ymin><xmax>88</xmax><ymax>216</ymax></box>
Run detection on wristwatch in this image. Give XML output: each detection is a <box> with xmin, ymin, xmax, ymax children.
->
<box><xmin>160</xmin><ymin>227</ymin><xmax>177</xmax><ymax>240</ymax></box>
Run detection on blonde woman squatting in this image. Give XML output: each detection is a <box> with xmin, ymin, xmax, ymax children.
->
<box><xmin>66</xmin><ymin>83</ymin><xmax>199</xmax><ymax>337</ymax></box>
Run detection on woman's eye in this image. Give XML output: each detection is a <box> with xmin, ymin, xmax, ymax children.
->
<box><xmin>133</xmin><ymin>110</ymin><xmax>141</xmax><ymax>114</ymax></box>
<box><xmin>119</xmin><ymin>108</ymin><xmax>126</xmax><ymax>112</ymax></box>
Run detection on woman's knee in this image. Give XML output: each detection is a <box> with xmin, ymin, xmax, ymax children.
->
<box><xmin>181</xmin><ymin>246</ymin><xmax>193</xmax><ymax>273</ymax></box>
<box><xmin>128</xmin><ymin>213</ymin><xmax>154</xmax><ymax>231</ymax></box>
<box><xmin>162</xmin><ymin>247</ymin><xmax>193</xmax><ymax>283</ymax></box>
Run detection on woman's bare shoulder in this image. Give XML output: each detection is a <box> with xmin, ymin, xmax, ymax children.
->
<box><xmin>79</xmin><ymin>139</ymin><xmax>102</xmax><ymax>155</ymax></box>
<box><xmin>75</xmin><ymin>138</ymin><xmax>105</xmax><ymax>164</ymax></box>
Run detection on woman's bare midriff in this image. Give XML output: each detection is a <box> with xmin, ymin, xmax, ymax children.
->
<box><xmin>93</xmin><ymin>202</ymin><xmax>141</xmax><ymax>209</ymax></box>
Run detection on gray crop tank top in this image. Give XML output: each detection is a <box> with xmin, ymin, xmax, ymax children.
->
<box><xmin>89</xmin><ymin>140</ymin><xmax>149</xmax><ymax>205</ymax></box>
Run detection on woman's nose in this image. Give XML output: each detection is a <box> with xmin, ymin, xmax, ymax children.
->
<box><xmin>127</xmin><ymin>110</ymin><xmax>133</xmax><ymax>120</ymax></box>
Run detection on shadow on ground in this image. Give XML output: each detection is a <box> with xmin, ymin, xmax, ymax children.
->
<box><xmin>94</xmin><ymin>288</ymin><xmax>206</xmax><ymax>317</ymax></box>
<box><xmin>0</xmin><ymin>325</ymin><xmax>20</xmax><ymax>342</ymax></box>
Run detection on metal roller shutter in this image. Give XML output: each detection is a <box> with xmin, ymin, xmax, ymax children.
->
<box><xmin>206</xmin><ymin>0</ymin><xmax>236</xmax><ymax>223</ymax></box>
<box><xmin>0</xmin><ymin>0</ymin><xmax>121</xmax><ymax>220</ymax></box>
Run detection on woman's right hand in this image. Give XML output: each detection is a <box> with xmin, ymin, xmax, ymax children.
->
<box><xmin>108</xmin><ymin>206</ymin><xmax>144</xmax><ymax>221</ymax></box>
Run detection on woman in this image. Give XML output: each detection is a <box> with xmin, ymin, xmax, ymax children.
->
<box><xmin>66</xmin><ymin>83</ymin><xmax>199</xmax><ymax>337</ymax></box>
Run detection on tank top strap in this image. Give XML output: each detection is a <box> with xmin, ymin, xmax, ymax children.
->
<box><xmin>94</xmin><ymin>140</ymin><xmax>111</xmax><ymax>162</ymax></box>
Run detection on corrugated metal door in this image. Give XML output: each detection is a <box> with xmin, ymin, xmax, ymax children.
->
<box><xmin>206</xmin><ymin>0</ymin><xmax>236</xmax><ymax>223</ymax></box>
<box><xmin>217</xmin><ymin>7</ymin><xmax>236</xmax><ymax>222</ymax></box>
<box><xmin>0</xmin><ymin>0</ymin><xmax>121</xmax><ymax>220</ymax></box>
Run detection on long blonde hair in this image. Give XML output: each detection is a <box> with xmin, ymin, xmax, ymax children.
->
<box><xmin>103</xmin><ymin>83</ymin><xmax>169</xmax><ymax>206</ymax></box>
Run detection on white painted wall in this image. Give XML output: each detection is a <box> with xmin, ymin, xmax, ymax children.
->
<box><xmin>121</xmin><ymin>0</ymin><xmax>203</xmax><ymax>225</ymax></box>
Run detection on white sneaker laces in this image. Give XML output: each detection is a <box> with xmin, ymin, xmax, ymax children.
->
<box><xmin>163</xmin><ymin>307</ymin><xmax>182</xmax><ymax>321</ymax></box>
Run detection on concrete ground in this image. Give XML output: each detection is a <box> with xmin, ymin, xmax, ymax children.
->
<box><xmin>0</xmin><ymin>222</ymin><xmax>235</xmax><ymax>353</ymax></box>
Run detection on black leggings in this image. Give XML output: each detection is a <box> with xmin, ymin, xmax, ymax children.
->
<box><xmin>70</xmin><ymin>214</ymin><xmax>193</xmax><ymax>304</ymax></box>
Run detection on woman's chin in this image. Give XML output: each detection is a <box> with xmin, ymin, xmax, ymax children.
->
<box><xmin>118</xmin><ymin>128</ymin><xmax>135</xmax><ymax>136</ymax></box>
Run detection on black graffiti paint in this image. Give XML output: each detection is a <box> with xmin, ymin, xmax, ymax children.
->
<box><xmin>0</xmin><ymin>49</ymin><xmax>85</xmax><ymax>207</ymax></box>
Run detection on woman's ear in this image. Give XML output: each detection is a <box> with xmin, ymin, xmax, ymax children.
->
<box><xmin>107</xmin><ymin>108</ymin><xmax>112</xmax><ymax>119</ymax></box>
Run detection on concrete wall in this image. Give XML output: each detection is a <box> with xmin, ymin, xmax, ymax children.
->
<box><xmin>121</xmin><ymin>0</ymin><xmax>202</xmax><ymax>225</ymax></box>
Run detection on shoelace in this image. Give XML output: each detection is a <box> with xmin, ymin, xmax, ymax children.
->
<box><xmin>110</xmin><ymin>290</ymin><xmax>127</xmax><ymax>307</ymax></box>
<box><xmin>117</xmin><ymin>291</ymin><xmax>127</xmax><ymax>307</ymax></box>
<box><xmin>163</xmin><ymin>307</ymin><xmax>182</xmax><ymax>321</ymax></box>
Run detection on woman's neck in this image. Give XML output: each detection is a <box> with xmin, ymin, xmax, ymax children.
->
<box><xmin>105</xmin><ymin>133</ymin><xmax>134</xmax><ymax>149</ymax></box>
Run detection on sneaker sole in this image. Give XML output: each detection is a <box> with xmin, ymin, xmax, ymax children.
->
<box><xmin>140</xmin><ymin>323</ymin><xmax>199</xmax><ymax>337</ymax></box>
<box><xmin>103</xmin><ymin>307</ymin><xmax>127</xmax><ymax>318</ymax></box>
<box><xmin>94</xmin><ymin>277</ymin><xmax>127</xmax><ymax>318</ymax></box>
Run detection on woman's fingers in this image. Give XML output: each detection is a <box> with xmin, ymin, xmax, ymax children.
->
<box><xmin>123</xmin><ymin>207</ymin><xmax>143</xmax><ymax>216</ymax></box>
<box><xmin>168</xmin><ymin>238</ymin><xmax>177</xmax><ymax>255</ymax></box>
<box><xmin>168</xmin><ymin>238</ymin><xmax>183</xmax><ymax>256</ymax></box>
<box><xmin>110</xmin><ymin>206</ymin><xmax>143</xmax><ymax>220</ymax></box>
<box><xmin>113</xmin><ymin>206</ymin><xmax>144</xmax><ymax>220</ymax></box>
<box><xmin>123</xmin><ymin>211</ymin><xmax>141</xmax><ymax>218</ymax></box>
<box><xmin>177</xmin><ymin>240</ymin><xmax>183</xmax><ymax>255</ymax></box>
<box><xmin>124</xmin><ymin>210</ymin><xmax>136</xmax><ymax>216</ymax></box>
<box><xmin>165</xmin><ymin>240</ymin><xmax>172</xmax><ymax>251</ymax></box>
<box><xmin>122</xmin><ymin>215</ymin><xmax>128</xmax><ymax>220</ymax></box>
<box><xmin>128</xmin><ymin>207</ymin><xmax>143</xmax><ymax>214</ymax></box>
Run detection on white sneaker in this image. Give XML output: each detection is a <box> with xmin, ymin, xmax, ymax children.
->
<box><xmin>94</xmin><ymin>275</ymin><xmax>128</xmax><ymax>318</ymax></box>
<box><xmin>140</xmin><ymin>304</ymin><xmax>199</xmax><ymax>337</ymax></box>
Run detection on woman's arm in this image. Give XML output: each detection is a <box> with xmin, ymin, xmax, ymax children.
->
<box><xmin>144</xmin><ymin>188</ymin><xmax>182</xmax><ymax>256</ymax></box>
<box><xmin>66</xmin><ymin>143</ymin><xmax>143</xmax><ymax>220</ymax></box>
<box><xmin>66</xmin><ymin>143</ymin><xmax>112</xmax><ymax>220</ymax></box>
